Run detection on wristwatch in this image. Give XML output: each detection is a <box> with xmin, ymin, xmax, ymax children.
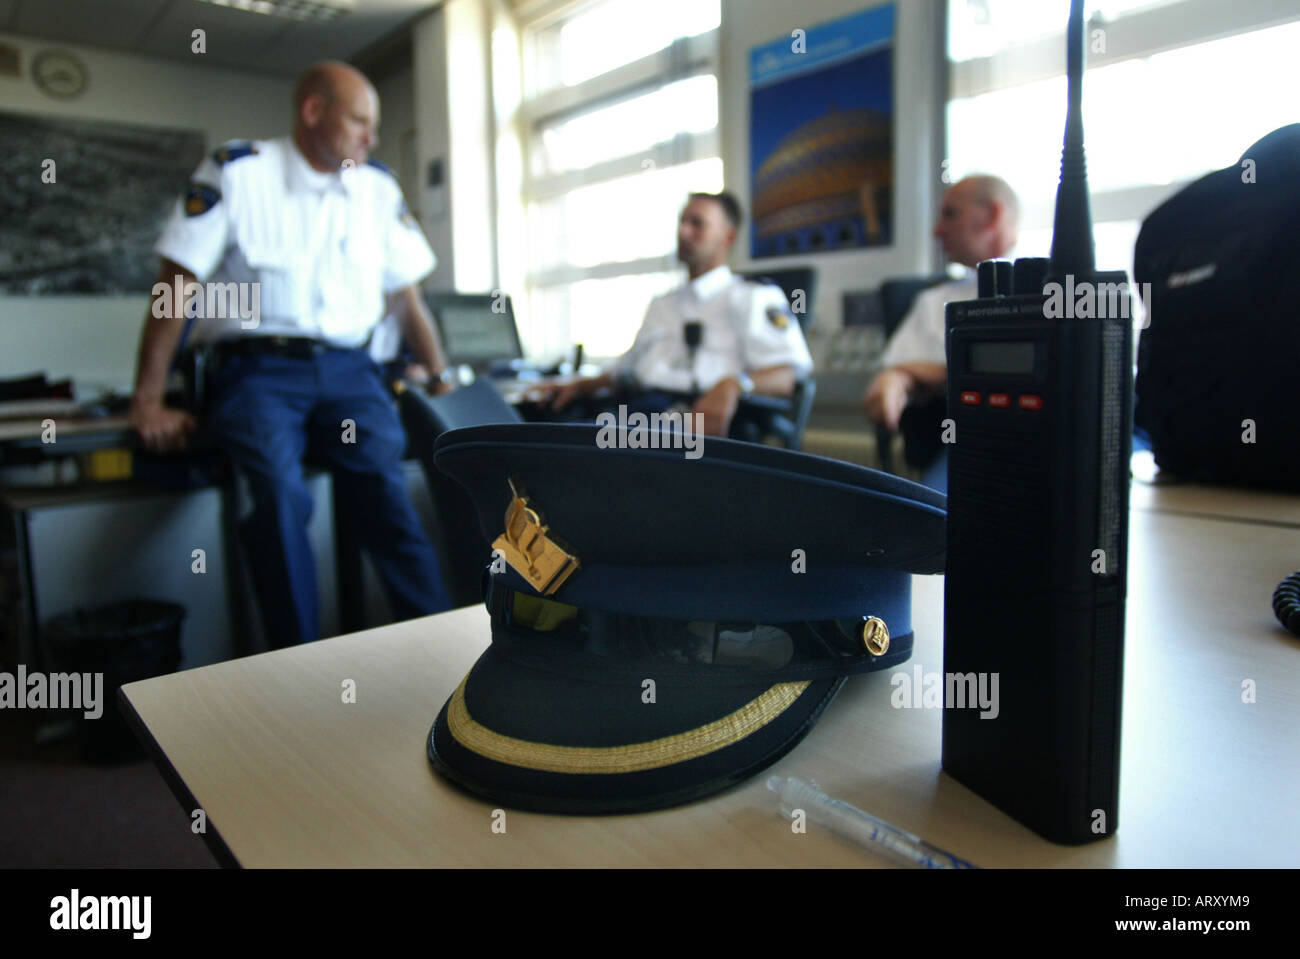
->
<box><xmin>736</xmin><ymin>372</ymin><xmax>755</xmax><ymax>396</ymax></box>
<box><xmin>613</xmin><ymin>367</ymin><xmax>640</xmax><ymax>393</ymax></box>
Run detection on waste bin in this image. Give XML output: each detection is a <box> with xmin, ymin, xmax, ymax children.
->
<box><xmin>44</xmin><ymin>599</ymin><xmax>185</xmax><ymax>763</ymax></box>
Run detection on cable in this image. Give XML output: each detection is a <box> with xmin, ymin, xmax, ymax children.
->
<box><xmin>1272</xmin><ymin>571</ymin><xmax>1300</xmax><ymax>636</ymax></box>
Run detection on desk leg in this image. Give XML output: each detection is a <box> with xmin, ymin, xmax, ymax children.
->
<box><xmin>333</xmin><ymin>481</ymin><xmax>366</xmax><ymax>634</ymax></box>
<box><xmin>220</xmin><ymin>480</ymin><xmax>259</xmax><ymax>658</ymax></box>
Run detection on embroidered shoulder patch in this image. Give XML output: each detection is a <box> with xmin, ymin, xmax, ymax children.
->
<box><xmin>184</xmin><ymin>181</ymin><xmax>221</xmax><ymax>217</ymax></box>
<box><xmin>766</xmin><ymin>305</ymin><xmax>792</xmax><ymax>330</ymax></box>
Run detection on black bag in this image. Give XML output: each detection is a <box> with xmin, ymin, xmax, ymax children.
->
<box><xmin>1133</xmin><ymin>123</ymin><xmax>1300</xmax><ymax>490</ymax></box>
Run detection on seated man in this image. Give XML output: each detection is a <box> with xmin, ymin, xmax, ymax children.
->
<box><xmin>862</xmin><ymin>174</ymin><xmax>1019</xmax><ymax>490</ymax></box>
<box><xmin>539</xmin><ymin>191</ymin><xmax>813</xmax><ymax>437</ymax></box>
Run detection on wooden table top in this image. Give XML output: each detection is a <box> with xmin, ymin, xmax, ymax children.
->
<box><xmin>1130</xmin><ymin>475</ymin><xmax>1300</xmax><ymax>527</ymax></box>
<box><xmin>120</xmin><ymin>501</ymin><xmax>1300</xmax><ymax>867</ymax></box>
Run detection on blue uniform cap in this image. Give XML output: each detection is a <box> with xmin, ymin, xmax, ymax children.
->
<box><xmin>426</xmin><ymin>422</ymin><xmax>946</xmax><ymax>813</ymax></box>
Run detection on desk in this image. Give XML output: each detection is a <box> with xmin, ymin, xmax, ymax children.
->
<box><xmin>0</xmin><ymin>415</ymin><xmax>133</xmax><ymax>461</ymax></box>
<box><xmin>492</xmin><ymin>375</ymin><xmax>576</xmax><ymax>407</ymax></box>
<box><xmin>120</xmin><ymin>492</ymin><xmax>1300</xmax><ymax>867</ymax></box>
<box><xmin>1130</xmin><ymin>477</ymin><xmax>1300</xmax><ymax>527</ymax></box>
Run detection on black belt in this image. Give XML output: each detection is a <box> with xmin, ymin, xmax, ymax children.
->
<box><xmin>213</xmin><ymin>336</ymin><xmax>361</xmax><ymax>359</ymax></box>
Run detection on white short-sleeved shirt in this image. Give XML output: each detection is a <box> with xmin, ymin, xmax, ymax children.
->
<box><xmin>368</xmin><ymin>308</ymin><xmax>404</xmax><ymax>363</ymax></box>
<box><xmin>154</xmin><ymin>137</ymin><xmax>435</xmax><ymax>348</ymax></box>
<box><xmin>611</xmin><ymin>265</ymin><xmax>814</xmax><ymax>393</ymax></box>
<box><xmin>878</xmin><ymin>276</ymin><xmax>978</xmax><ymax>368</ymax></box>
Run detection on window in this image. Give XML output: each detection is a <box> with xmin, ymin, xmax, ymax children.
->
<box><xmin>515</xmin><ymin>0</ymin><xmax>722</xmax><ymax>360</ymax></box>
<box><xmin>531</xmin><ymin>75</ymin><xmax>718</xmax><ymax>179</ymax></box>
<box><xmin>948</xmin><ymin>0</ymin><xmax>1184</xmax><ymax>62</ymax></box>
<box><xmin>945</xmin><ymin>0</ymin><xmax>1300</xmax><ymax>275</ymax></box>
<box><xmin>525</xmin><ymin>0</ymin><xmax>720</xmax><ymax>95</ymax></box>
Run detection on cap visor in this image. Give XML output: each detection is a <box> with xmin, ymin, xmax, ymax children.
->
<box><xmin>428</xmin><ymin>644</ymin><xmax>845</xmax><ymax>814</ymax></box>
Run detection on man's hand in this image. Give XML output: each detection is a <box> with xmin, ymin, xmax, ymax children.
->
<box><xmin>131</xmin><ymin>259</ymin><xmax>197</xmax><ymax>452</ymax></box>
<box><xmin>693</xmin><ymin>377</ymin><xmax>742</xmax><ymax>437</ymax></box>
<box><xmin>396</xmin><ymin>363</ymin><xmax>456</xmax><ymax>396</ymax></box>
<box><xmin>426</xmin><ymin>377</ymin><xmax>455</xmax><ymax>397</ymax></box>
<box><xmin>131</xmin><ymin>399</ymin><xmax>195</xmax><ymax>452</ymax></box>
<box><xmin>863</xmin><ymin>368</ymin><xmax>913</xmax><ymax>432</ymax></box>
<box><xmin>403</xmin><ymin>362</ymin><xmax>432</xmax><ymax>385</ymax></box>
<box><xmin>529</xmin><ymin>372</ymin><xmax>612</xmax><ymax>411</ymax></box>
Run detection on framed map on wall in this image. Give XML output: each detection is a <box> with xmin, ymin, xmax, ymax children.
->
<box><xmin>0</xmin><ymin>111</ymin><xmax>204</xmax><ymax>294</ymax></box>
<box><xmin>749</xmin><ymin>3</ymin><xmax>896</xmax><ymax>259</ymax></box>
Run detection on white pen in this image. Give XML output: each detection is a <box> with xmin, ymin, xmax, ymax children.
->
<box><xmin>768</xmin><ymin>775</ymin><xmax>978</xmax><ymax>869</ymax></box>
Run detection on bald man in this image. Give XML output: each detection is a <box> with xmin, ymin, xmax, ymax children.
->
<box><xmin>130</xmin><ymin>61</ymin><xmax>454</xmax><ymax>646</ymax></box>
<box><xmin>863</xmin><ymin>174</ymin><xmax>1019</xmax><ymax>432</ymax></box>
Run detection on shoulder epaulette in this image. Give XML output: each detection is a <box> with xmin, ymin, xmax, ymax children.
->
<box><xmin>212</xmin><ymin>141</ymin><xmax>258</xmax><ymax>166</ymax></box>
<box><xmin>366</xmin><ymin>158</ymin><xmax>395</xmax><ymax>177</ymax></box>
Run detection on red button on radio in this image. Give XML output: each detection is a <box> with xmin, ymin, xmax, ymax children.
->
<box><xmin>988</xmin><ymin>393</ymin><xmax>1010</xmax><ymax>408</ymax></box>
<box><xmin>960</xmin><ymin>391</ymin><xmax>982</xmax><ymax>406</ymax></box>
<box><xmin>1018</xmin><ymin>394</ymin><xmax>1044</xmax><ymax>411</ymax></box>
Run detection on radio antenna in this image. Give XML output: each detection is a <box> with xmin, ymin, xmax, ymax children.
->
<box><xmin>1048</xmin><ymin>0</ymin><xmax>1096</xmax><ymax>278</ymax></box>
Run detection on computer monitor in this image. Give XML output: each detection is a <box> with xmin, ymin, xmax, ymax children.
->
<box><xmin>425</xmin><ymin>291</ymin><xmax>523</xmax><ymax>371</ymax></box>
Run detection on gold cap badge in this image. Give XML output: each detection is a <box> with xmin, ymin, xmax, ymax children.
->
<box><xmin>491</xmin><ymin>478</ymin><xmax>580</xmax><ymax>596</ymax></box>
<box><xmin>860</xmin><ymin>617</ymin><xmax>890</xmax><ymax>656</ymax></box>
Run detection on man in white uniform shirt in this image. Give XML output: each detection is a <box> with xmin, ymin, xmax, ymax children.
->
<box><xmin>543</xmin><ymin>192</ymin><xmax>813</xmax><ymax>437</ymax></box>
<box><xmin>863</xmin><ymin>174</ymin><xmax>1020</xmax><ymax>432</ymax></box>
<box><xmin>130</xmin><ymin>62</ymin><xmax>454</xmax><ymax>646</ymax></box>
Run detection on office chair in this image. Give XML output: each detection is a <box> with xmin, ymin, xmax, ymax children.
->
<box><xmin>874</xmin><ymin>274</ymin><xmax>949</xmax><ymax>474</ymax></box>
<box><xmin>740</xmin><ymin>267</ymin><xmax>816</xmax><ymax>319</ymax></box>
<box><xmin>403</xmin><ymin>378</ymin><xmax>522</xmax><ymax>433</ymax></box>
<box><xmin>734</xmin><ymin>266</ymin><xmax>818</xmax><ymax>450</ymax></box>
<box><xmin>399</xmin><ymin>379</ymin><xmax>522</xmax><ymax>608</ymax></box>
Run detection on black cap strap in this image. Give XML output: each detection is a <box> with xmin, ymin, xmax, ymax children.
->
<box><xmin>480</xmin><ymin>573</ymin><xmax>910</xmax><ymax>685</ymax></box>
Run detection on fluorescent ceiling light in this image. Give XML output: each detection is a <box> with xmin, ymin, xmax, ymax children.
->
<box><xmin>194</xmin><ymin>0</ymin><xmax>356</xmax><ymax>22</ymax></box>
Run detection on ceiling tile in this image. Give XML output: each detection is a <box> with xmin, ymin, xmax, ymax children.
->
<box><xmin>10</xmin><ymin>0</ymin><xmax>171</xmax><ymax>49</ymax></box>
<box><xmin>5</xmin><ymin>0</ymin><xmax>438</xmax><ymax>78</ymax></box>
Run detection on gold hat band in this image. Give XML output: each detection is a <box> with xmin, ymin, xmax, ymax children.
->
<box><xmin>446</xmin><ymin>677</ymin><xmax>811</xmax><ymax>775</ymax></box>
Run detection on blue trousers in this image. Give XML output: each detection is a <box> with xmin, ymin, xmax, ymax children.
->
<box><xmin>208</xmin><ymin>349</ymin><xmax>451</xmax><ymax>647</ymax></box>
<box><xmin>920</xmin><ymin>448</ymin><xmax>949</xmax><ymax>495</ymax></box>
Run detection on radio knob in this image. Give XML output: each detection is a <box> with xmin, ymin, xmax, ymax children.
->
<box><xmin>1012</xmin><ymin>257</ymin><xmax>1050</xmax><ymax>295</ymax></box>
<box><xmin>995</xmin><ymin>259</ymin><xmax>1014</xmax><ymax>296</ymax></box>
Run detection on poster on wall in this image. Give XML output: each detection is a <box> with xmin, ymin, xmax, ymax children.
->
<box><xmin>749</xmin><ymin>3</ymin><xmax>895</xmax><ymax>259</ymax></box>
<box><xmin>0</xmin><ymin>111</ymin><xmax>204</xmax><ymax>294</ymax></box>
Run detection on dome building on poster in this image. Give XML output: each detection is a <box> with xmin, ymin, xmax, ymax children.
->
<box><xmin>752</xmin><ymin>108</ymin><xmax>893</xmax><ymax>256</ymax></box>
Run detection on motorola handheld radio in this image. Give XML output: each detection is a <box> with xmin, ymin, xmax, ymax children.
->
<box><xmin>941</xmin><ymin>0</ymin><xmax>1134</xmax><ymax>845</ymax></box>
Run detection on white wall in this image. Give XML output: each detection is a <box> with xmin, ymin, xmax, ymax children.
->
<box><xmin>412</xmin><ymin>8</ymin><xmax>457</xmax><ymax>291</ymax></box>
<box><xmin>0</xmin><ymin>31</ymin><xmax>294</xmax><ymax>392</ymax></box>
<box><xmin>719</xmin><ymin>0</ymin><xmax>947</xmax><ymax>334</ymax></box>
<box><xmin>491</xmin><ymin>0</ymin><xmax>527</xmax><ymax>314</ymax></box>
<box><xmin>410</xmin><ymin>0</ymin><xmax>518</xmax><ymax>296</ymax></box>
<box><xmin>369</xmin><ymin>54</ymin><xmax>419</xmax><ymax>207</ymax></box>
<box><xmin>443</xmin><ymin>0</ymin><xmax>498</xmax><ymax>293</ymax></box>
